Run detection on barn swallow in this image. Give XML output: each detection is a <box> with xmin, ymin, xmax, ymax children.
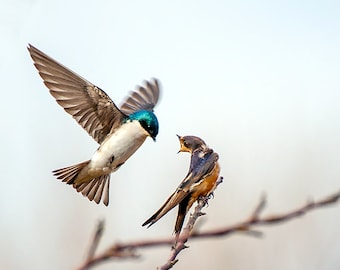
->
<box><xmin>143</xmin><ymin>135</ymin><xmax>220</xmax><ymax>238</ymax></box>
<box><xmin>28</xmin><ymin>44</ymin><xmax>160</xmax><ymax>206</ymax></box>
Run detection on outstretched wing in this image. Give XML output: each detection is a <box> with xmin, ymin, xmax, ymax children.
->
<box><xmin>119</xmin><ymin>78</ymin><xmax>160</xmax><ymax>115</ymax></box>
<box><xmin>28</xmin><ymin>44</ymin><xmax>126</xmax><ymax>144</ymax></box>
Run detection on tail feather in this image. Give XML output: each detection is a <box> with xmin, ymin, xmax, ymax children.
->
<box><xmin>142</xmin><ymin>190</ymin><xmax>189</xmax><ymax>229</ymax></box>
<box><xmin>142</xmin><ymin>209</ymin><xmax>162</xmax><ymax>228</ymax></box>
<box><xmin>142</xmin><ymin>192</ymin><xmax>175</xmax><ymax>228</ymax></box>
<box><xmin>53</xmin><ymin>161</ymin><xmax>89</xmax><ymax>184</ymax></box>
<box><xmin>75</xmin><ymin>175</ymin><xmax>110</xmax><ymax>206</ymax></box>
<box><xmin>174</xmin><ymin>195</ymin><xmax>191</xmax><ymax>234</ymax></box>
<box><xmin>53</xmin><ymin>161</ymin><xmax>110</xmax><ymax>206</ymax></box>
<box><xmin>173</xmin><ymin>196</ymin><xmax>192</xmax><ymax>245</ymax></box>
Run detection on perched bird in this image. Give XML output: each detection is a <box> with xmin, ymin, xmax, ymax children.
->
<box><xmin>28</xmin><ymin>44</ymin><xmax>160</xmax><ymax>206</ymax></box>
<box><xmin>143</xmin><ymin>135</ymin><xmax>220</xmax><ymax>238</ymax></box>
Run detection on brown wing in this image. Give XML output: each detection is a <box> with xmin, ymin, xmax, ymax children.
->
<box><xmin>28</xmin><ymin>44</ymin><xmax>126</xmax><ymax>144</ymax></box>
<box><xmin>142</xmin><ymin>189</ymin><xmax>189</xmax><ymax>228</ymax></box>
<box><xmin>142</xmin><ymin>149</ymin><xmax>219</xmax><ymax>228</ymax></box>
<box><xmin>119</xmin><ymin>78</ymin><xmax>160</xmax><ymax>115</ymax></box>
<box><xmin>179</xmin><ymin>150</ymin><xmax>219</xmax><ymax>192</ymax></box>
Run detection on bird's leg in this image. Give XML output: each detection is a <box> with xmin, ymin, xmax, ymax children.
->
<box><xmin>198</xmin><ymin>194</ymin><xmax>211</xmax><ymax>206</ymax></box>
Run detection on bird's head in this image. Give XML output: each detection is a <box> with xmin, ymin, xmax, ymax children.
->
<box><xmin>176</xmin><ymin>135</ymin><xmax>207</xmax><ymax>153</ymax></box>
<box><xmin>128</xmin><ymin>110</ymin><xmax>159</xmax><ymax>141</ymax></box>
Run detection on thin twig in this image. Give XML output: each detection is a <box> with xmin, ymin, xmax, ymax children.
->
<box><xmin>158</xmin><ymin>199</ymin><xmax>206</xmax><ymax>270</ymax></box>
<box><xmin>76</xmin><ymin>189</ymin><xmax>340</xmax><ymax>270</ymax></box>
<box><xmin>159</xmin><ymin>176</ymin><xmax>224</xmax><ymax>270</ymax></box>
<box><xmin>87</xmin><ymin>220</ymin><xmax>105</xmax><ymax>260</ymax></box>
<box><xmin>249</xmin><ymin>193</ymin><xmax>267</xmax><ymax>222</ymax></box>
<box><xmin>191</xmin><ymin>190</ymin><xmax>340</xmax><ymax>238</ymax></box>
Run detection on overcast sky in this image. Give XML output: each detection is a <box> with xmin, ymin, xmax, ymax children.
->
<box><xmin>1</xmin><ymin>1</ymin><xmax>340</xmax><ymax>269</ymax></box>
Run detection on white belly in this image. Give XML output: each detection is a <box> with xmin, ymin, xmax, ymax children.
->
<box><xmin>89</xmin><ymin>120</ymin><xmax>149</xmax><ymax>172</ymax></box>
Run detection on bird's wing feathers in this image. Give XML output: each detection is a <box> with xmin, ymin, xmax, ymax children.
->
<box><xmin>142</xmin><ymin>149</ymin><xmax>219</xmax><ymax>228</ymax></box>
<box><xmin>179</xmin><ymin>149</ymin><xmax>219</xmax><ymax>191</ymax></box>
<box><xmin>119</xmin><ymin>79</ymin><xmax>160</xmax><ymax>115</ymax></box>
<box><xmin>142</xmin><ymin>189</ymin><xmax>188</xmax><ymax>227</ymax></box>
<box><xmin>28</xmin><ymin>44</ymin><xmax>126</xmax><ymax>144</ymax></box>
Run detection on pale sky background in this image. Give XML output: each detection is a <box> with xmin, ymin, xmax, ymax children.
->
<box><xmin>1</xmin><ymin>1</ymin><xmax>340</xmax><ymax>269</ymax></box>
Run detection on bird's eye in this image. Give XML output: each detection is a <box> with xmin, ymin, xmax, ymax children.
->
<box><xmin>183</xmin><ymin>141</ymin><xmax>189</xmax><ymax>148</ymax></box>
<box><xmin>140</xmin><ymin>120</ymin><xmax>152</xmax><ymax>132</ymax></box>
<box><xmin>140</xmin><ymin>120</ymin><xmax>147</xmax><ymax>128</ymax></box>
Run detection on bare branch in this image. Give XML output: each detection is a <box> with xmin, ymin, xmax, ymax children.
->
<box><xmin>158</xmin><ymin>198</ymin><xmax>207</xmax><ymax>270</ymax></box>
<box><xmin>87</xmin><ymin>220</ymin><xmax>105</xmax><ymax>260</ymax></box>
<box><xmin>76</xmin><ymin>189</ymin><xmax>340</xmax><ymax>270</ymax></box>
<box><xmin>191</xmin><ymin>190</ymin><xmax>340</xmax><ymax>238</ymax></box>
<box><xmin>159</xmin><ymin>176</ymin><xmax>224</xmax><ymax>269</ymax></box>
<box><xmin>249</xmin><ymin>193</ymin><xmax>267</xmax><ymax>222</ymax></box>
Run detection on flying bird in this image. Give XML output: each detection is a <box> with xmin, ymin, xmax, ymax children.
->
<box><xmin>143</xmin><ymin>135</ymin><xmax>220</xmax><ymax>238</ymax></box>
<box><xmin>28</xmin><ymin>44</ymin><xmax>160</xmax><ymax>206</ymax></box>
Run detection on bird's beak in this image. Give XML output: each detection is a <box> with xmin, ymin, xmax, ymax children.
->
<box><xmin>176</xmin><ymin>134</ymin><xmax>182</xmax><ymax>153</ymax></box>
<box><xmin>152</xmin><ymin>136</ymin><xmax>156</xmax><ymax>142</ymax></box>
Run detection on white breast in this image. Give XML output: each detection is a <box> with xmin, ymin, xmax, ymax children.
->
<box><xmin>89</xmin><ymin>120</ymin><xmax>149</xmax><ymax>171</ymax></box>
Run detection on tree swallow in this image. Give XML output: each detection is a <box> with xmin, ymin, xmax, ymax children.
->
<box><xmin>143</xmin><ymin>135</ymin><xmax>221</xmax><ymax>239</ymax></box>
<box><xmin>28</xmin><ymin>44</ymin><xmax>160</xmax><ymax>206</ymax></box>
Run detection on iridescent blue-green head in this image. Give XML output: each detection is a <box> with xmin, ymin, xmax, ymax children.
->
<box><xmin>128</xmin><ymin>110</ymin><xmax>159</xmax><ymax>141</ymax></box>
